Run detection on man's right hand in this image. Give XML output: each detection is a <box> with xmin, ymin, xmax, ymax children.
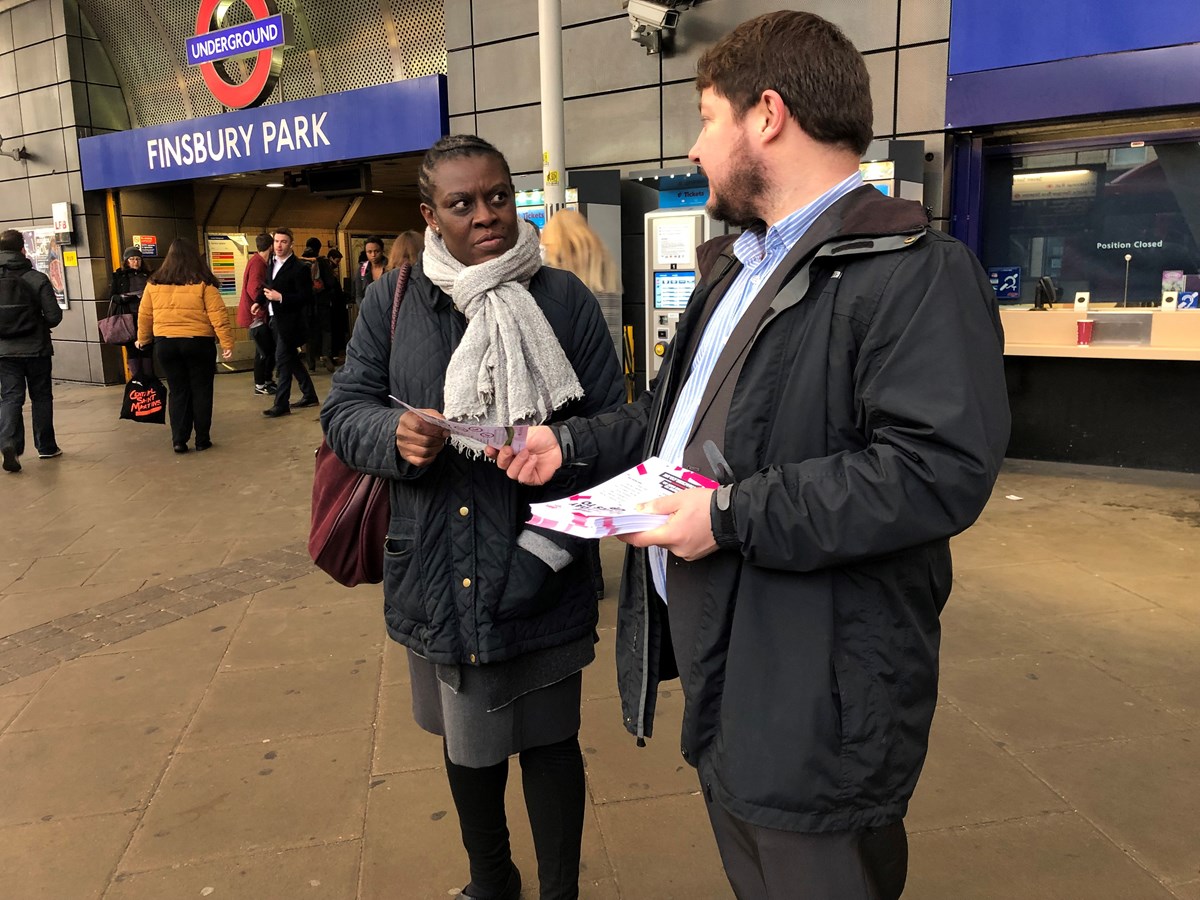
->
<box><xmin>396</xmin><ymin>409</ymin><xmax>448</xmax><ymax>467</ymax></box>
<box><xmin>491</xmin><ymin>425</ymin><xmax>563</xmax><ymax>485</ymax></box>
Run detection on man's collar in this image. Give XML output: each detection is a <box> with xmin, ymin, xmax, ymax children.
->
<box><xmin>733</xmin><ymin>172</ymin><xmax>864</xmax><ymax>266</ymax></box>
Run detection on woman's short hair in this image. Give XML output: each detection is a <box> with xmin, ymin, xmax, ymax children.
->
<box><xmin>149</xmin><ymin>238</ymin><xmax>219</xmax><ymax>287</ymax></box>
<box><xmin>540</xmin><ymin>209</ymin><xmax>620</xmax><ymax>295</ymax></box>
<box><xmin>364</xmin><ymin>235</ymin><xmax>385</xmax><ymax>252</ymax></box>
<box><xmin>418</xmin><ymin>134</ymin><xmax>511</xmax><ymax>207</ymax></box>
<box><xmin>387</xmin><ymin>231</ymin><xmax>425</xmax><ymax>270</ymax></box>
<box><xmin>696</xmin><ymin>11</ymin><xmax>873</xmax><ymax>156</ymax></box>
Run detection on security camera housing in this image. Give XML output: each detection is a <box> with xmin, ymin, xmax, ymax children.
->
<box><xmin>627</xmin><ymin>0</ymin><xmax>680</xmax><ymax>30</ymax></box>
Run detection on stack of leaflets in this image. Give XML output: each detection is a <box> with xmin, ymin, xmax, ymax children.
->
<box><xmin>527</xmin><ymin>456</ymin><xmax>719</xmax><ymax>538</ymax></box>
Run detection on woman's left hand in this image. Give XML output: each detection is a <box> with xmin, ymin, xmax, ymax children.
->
<box><xmin>221</xmin><ymin>348</ymin><xmax>233</xmax><ymax>360</ymax></box>
<box><xmin>134</xmin><ymin>340</ymin><xmax>148</xmax><ymax>350</ymax></box>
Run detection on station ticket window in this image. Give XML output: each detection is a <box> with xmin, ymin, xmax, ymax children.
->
<box><xmin>979</xmin><ymin>134</ymin><xmax>1200</xmax><ymax>310</ymax></box>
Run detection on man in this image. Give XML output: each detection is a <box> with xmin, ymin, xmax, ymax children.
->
<box><xmin>354</xmin><ymin>235</ymin><xmax>386</xmax><ymax>305</ymax></box>
<box><xmin>255</xmin><ymin>227</ymin><xmax>318</xmax><ymax>417</ymax></box>
<box><xmin>238</xmin><ymin>233</ymin><xmax>275</xmax><ymax>395</ymax></box>
<box><xmin>325</xmin><ymin>247</ymin><xmax>349</xmax><ymax>363</ymax></box>
<box><xmin>493</xmin><ymin>12</ymin><xmax>1010</xmax><ymax>899</ymax></box>
<box><xmin>0</xmin><ymin>229</ymin><xmax>63</xmax><ymax>473</ymax></box>
<box><xmin>301</xmin><ymin>237</ymin><xmax>335</xmax><ymax>373</ymax></box>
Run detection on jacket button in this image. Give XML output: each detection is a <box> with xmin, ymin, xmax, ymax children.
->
<box><xmin>470</xmin><ymin>653</ymin><xmax>476</xmax><ymax>663</ymax></box>
<box><xmin>459</xmin><ymin>506</ymin><xmax>469</xmax><ymax>516</ymax></box>
<box><xmin>462</xmin><ymin>577</ymin><xmax>471</xmax><ymax>588</ymax></box>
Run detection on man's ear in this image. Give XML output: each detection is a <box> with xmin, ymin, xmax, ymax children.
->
<box><xmin>758</xmin><ymin>89</ymin><xmax>788</xmax><ymax>144</ymax></box>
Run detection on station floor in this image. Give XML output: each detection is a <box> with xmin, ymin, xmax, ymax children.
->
<box><xmin>0</xmin><ymin>371</ymin><xmax>1198</xmax><ymax>899</ymax></box>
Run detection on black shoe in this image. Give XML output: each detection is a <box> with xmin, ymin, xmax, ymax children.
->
<box><xmin>263</xmin><ymin>381</ymin><xmax>279</xmax><ymax>393</ymax></box>
<box><xmin>173</xmin><ymin>443</ymin><xmax>189</xmax><ymax>454</ymax></box>
<box><xmin>456</xmin><ymin>864</ymin><xmax>521</xmax><ymax>900</ymax></box>
<box><xmin>262</xmin><ymin>406</ymin><xmax>290</xmax><ymax>418</ymax></box>
<box><xmin>195</xmin><ymin>439</ymin><xmax>213</xmax><ymax>451</ymax></box>
<box><xmin>1</xmin><ymin>444</ymin><xmax>20</xmax><ymax>473</ymax></box>
<box><xmin>294</xmin><ymin>396</ymin><xmax>320</xmax><ymax>409</ymax></box>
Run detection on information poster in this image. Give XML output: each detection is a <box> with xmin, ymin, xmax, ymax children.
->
<box><xmin>21</xmin><ymin>227</ymin><xmax>67</xmax><ymax>309</ymax></box>
<box><xmin>205</xmin><ymin>234</ymin><xmax>248</xmax><ymax>307</ymax></box>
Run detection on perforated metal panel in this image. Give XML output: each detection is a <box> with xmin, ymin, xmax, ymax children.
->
<box><xmin>393</xmin><ymin>0</ymin><xmax>448</xmax><ymax>78</ymax></box>
<box><xmin>75</xmin><ymin>0</ymin><xmax>447</xmax><ymax>128</ymax></box>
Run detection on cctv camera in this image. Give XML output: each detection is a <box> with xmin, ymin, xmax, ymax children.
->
<box><xmin>626</xmin><ymin>0</ymin><xmax>680</xmax><ymax>29</ymax></box>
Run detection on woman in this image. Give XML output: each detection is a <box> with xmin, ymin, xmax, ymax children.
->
<box><xmin>540</xmin><ymin>209</ymin><xmax>620</xmax><ymax>298</ymax></box>
<box><xmin>135</xmin><ymin>238</ymin><xmax>234</xmax><ymax>453</ymax></box>
<box><xmin>323</xmin><ymin>135</ymin><xmax>623</xmax><ymax>900</ymax></box>
<box><xmin>108</xmin><ymin>246</ymin><xmax>153</xmax><ymax>378</ymax></box>
<box><xmin>353</xmin><ymin>235</ymin><xmax>387</xmax><ymax>304</ymax></box>
<box><xmin>386</xmin><ymin>230</ymin><xmax>424</xmax><ymax>270</ymax></box>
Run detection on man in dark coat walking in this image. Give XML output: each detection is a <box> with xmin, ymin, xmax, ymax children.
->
<box><xmin>494</xmin><ymin>11</ymin><xmax>1010</xmax><ymax>899</ymax></box>
<box><xmin>256</xmin><ymin>227</ymin><xmax>318</xmax><ymax>417</ymax></box>
<box><xmin>0</xmin><ymin>229</ymin><xmax>63</xmax><ymax>473</ymax></box>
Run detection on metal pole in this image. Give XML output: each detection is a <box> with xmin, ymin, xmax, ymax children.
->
<box><xmin>538</xmin><ymin>0</ymin><xmax>566</xmax><ymax>224</ymax></box>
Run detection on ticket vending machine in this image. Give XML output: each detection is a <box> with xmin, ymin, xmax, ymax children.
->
<box><xmin>644</xmin><ymin>208</ymin><xmax>719</xmax><ymax>376</ymax></box>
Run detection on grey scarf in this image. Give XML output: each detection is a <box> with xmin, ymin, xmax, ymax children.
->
<box><xmin>423</xmin><ymin>219</ymin><xmax>583</xmax><ymax>455</ymax></box>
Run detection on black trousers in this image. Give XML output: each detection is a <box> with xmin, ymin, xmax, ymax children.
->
<box><xmin>250</xmin><ymin>322</ymin><xmax>275</xmax><ymax>385</ymax></box>
<box><xmin>444</xmin><ymin>734</ymin><xmax>586</xmax><ymax>900</ymax></box>
<box><xmin>154</xmin><ymin>336</ymin><xmax>216</xmax><ymax>446</ymax></box>
<box><xmin>270</xmin><ymin>318</ymin><xmax>317</xmax><ymax>410</ymax></box>
<box><xmin>703</xmin><ymin>789</ymin><xmax>908</xmax><ymax>900</ymax></box>
<box><xmin>304</xmin><ymin>296</ymin><xmax>331</xmax><ymax>368</ymax></box>
<box><xmin>0</xmin><ymin>355</ymin><xmax>57</xmax><ymax>456</ymax></box>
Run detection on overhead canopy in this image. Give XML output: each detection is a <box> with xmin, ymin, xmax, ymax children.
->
<box><xmin>79</xmin><ymin>76</ymin><xmax>448</xmax><ymax>191</ymax></box>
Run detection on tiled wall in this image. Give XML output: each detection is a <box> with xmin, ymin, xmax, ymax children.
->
<box><xmin>0</xmin><ymin>0</ymin><xmax>129</xmax><ymax>382</ymax></box>
<box><xmin>445</xmin><ymin>0</ymin><xmax>953</xmax><ymax>225</ymax></box>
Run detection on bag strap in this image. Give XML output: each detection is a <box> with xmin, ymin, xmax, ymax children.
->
<box><xmin>388</xmin><ymin>263</ymin><xmax>411</xmax><ymax>340</ymax></box>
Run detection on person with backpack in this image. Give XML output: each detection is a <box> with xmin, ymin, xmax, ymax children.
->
<box><xmin>0</xmin><ymin>228</ymin><xmax>63</xmax><ymax>473</ymax></box>
<box><xmin>301</xmin><ymin>237</ymin><xmax>335</xmax><ymax>373</ymax></box>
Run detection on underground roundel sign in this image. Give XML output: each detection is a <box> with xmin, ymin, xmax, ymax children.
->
<box><xmin>187</xmin><ymin>0</ymin><xmax>289</xmax><ymax>109</ymax></box>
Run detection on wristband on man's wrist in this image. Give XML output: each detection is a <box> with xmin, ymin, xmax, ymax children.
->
<box><xmin>552</xmin><ymin>422</ymin><xmax>576</xmax><ymax>466</ymax></box>
<box><xmin>711</xmin><ymin>483</ymin><xmax>739</xmax><ymax>548</ymax></box>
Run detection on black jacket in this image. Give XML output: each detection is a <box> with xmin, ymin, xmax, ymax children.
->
<box><xmin>0</xmin><ymin>251</ymin><xmax>61</xmax><ymax>357</ymax></box>
<box><xmin>560</xmin><ymin>186</ymin><xmax>1011</xmax><ymax>833</ymax></box>
<box><xmin>262</xmin><ymin>254</ymin><xmax>312</xmax><ymax>346</ymax></box>
<box><xmin>108</xmin><ymin>265</ymin><xmax>150</xmax><ymax>303</ymax></box>
<box><xmin>322</xmin><ymin>263</ymin><xmax>624</xmax><ymax>664</ymax></box>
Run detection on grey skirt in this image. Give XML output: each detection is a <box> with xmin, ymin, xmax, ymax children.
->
<box><xmin>408</xmin><ymin>639</ymin><xmax>590</xmax><ymax>768</ymax></box>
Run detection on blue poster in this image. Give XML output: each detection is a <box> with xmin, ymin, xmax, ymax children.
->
<box><xmin>988</xmin><ymin>266</ymin><xmax>1021</xmax><ymax>300</ymax></box>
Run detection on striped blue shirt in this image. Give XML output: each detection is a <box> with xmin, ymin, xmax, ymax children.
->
<box><xmin>650</xmin><ymin>172</ymin><xmax>863</xmax><ymax>603</ymax></box>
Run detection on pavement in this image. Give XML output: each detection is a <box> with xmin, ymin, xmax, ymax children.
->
<box><xmin>1</xmin><ymin>372</ymin><xmax>1199</xmax><ymax>899</ymax></box>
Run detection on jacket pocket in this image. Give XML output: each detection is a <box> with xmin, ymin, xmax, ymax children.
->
<box><xmin>491</xmin><ymin>546</ymin><xmax>564</xmax><ymax>621</ymax></box>
<box><xmin>831</xmin><ymin>649</ymin><xmax>894</xmax><ymax>798</ymax></box>
<box><xmin>383</xmin><ymin>526</ymin><xmax>424</xmax><ymax>624</ymax></box>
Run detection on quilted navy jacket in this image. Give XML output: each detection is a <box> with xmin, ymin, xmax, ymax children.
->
<box><xmin>322</xmin><ymin>263</ymin><xmax>624</xmax><ymax>664</ymax></box>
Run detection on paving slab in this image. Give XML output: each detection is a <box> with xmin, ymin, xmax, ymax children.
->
<box><xmin>907</xmin><ymin>812</ymin><xmax>1177</xmax><ymax>899</ymax></box>
<box><xmin>220</xmin><ymin>600</ymin><xmax>384</xmax><ymax>670</ymax></box>
<box><xmin>579</xmin><ymin>692</ymin><xmax>698</xmax><ymax>803</ymax></box>
<box><xmin>0</xmin><ymin>718</ymin><xmax>182</xmax><ymax>826</ymax></box>
<box><xmin>0</xmin><ymin>812</ymin><xmax>139</xmax><ymax>900</ymax></box>
<box><xmin>124</xmin><ymin>729</ymin><xmax>373</xmax><ymax>870</ymax></box>
<box><xmin>106</xmin><ymin>841</ymin><xmax>363</xmax><ymax>900</ymax></box>
<box><xmin>371</xmin><ymin>679</ymin><xmax>445</xmax><ymax>775</ymax></box>
<box><xmin>593</xmin><ymin>792</ymin><xmax>729</xmax><ymax>899</ymax></box>
<box><xmin>1019</xmin><ymin>729</ymin><xmax>1200</xmax><ymax>884</ymax></box>
<box><xmin>906</xmin><ymin>703</ymin><xmax>1067</xmax><ymax>833</ymax></box>
<box><xmin>184</xmin><ymin>655</ymin><xmax>381</xmax><ymax>750</ymax></box>
<box><xmin>940</xmin><ymin>651</ymin><xmax>1187</xmax><ymax>751</ymax></box>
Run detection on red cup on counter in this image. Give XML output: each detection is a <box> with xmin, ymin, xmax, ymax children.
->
<box><xmin>1077</xmin><ymin>319</ymin><xmax>1095</xmax><ymax>345</ymax></box>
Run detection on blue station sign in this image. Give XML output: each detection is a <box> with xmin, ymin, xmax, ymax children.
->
<box><xmin>186</xmin><ymin>14</ymin><xmax>286</xmax><ymax>67</ymax></box>
<box><xmin>78</xmin><ymin>76</ymin><xmax>448</xmax><ymax>191</ymax></box>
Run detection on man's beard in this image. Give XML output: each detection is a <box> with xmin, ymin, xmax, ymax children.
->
<box><xmin>707</xmin><ymin>140</ymin><xmax>768</xmax><ymax>232</ymax></box>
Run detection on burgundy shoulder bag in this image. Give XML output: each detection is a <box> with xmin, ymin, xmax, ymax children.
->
<box><xmin>308</xmin><ymin>263</ymin><xmax>411</xmax><ymax>587</ymax></box>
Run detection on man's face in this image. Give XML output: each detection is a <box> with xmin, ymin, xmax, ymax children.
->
<box><xmin>365</xmin><ymin>242</ymin><xmax>383</xmax><ymax>264</ymax></box>
<box><xmin>689</xmin><ymin>88</ymin><xmax>768</xmax><ymax>230</ymax></box>
<box><xmin>273</xmin><ymin>232</ymin><xmax>293</xmax><ymax>258</ymax></box>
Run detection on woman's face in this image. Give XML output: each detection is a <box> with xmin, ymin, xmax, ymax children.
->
<box><xmin>127</xmin><ymin>256</ymin><xmax>142</xmax><ymax>270</ymax></box>
<box><xmin>420</xmin><ymin>154</ymin><xmax>517</xmax><ymax>266</ymax></box>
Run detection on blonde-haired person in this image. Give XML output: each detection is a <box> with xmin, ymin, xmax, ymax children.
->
<box><xmin>387</xmin><ymin>230</ymin><xmax>425</xmax><ymax>270</ymax></box>
<box><xmin>539</xmin><ymin>209</ymin><xmax>619</xmax><ymax>295</ymax></box>
<box><xmin>135</xmin><ymin>238</ymin><xmax>234</xmax><ymax>453</ymax></box>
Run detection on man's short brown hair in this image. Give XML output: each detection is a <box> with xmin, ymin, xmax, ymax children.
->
<box><xmin>696</xmin><ymin>11</ymin><xmax>873</xmax><ymax>156</ymax></box>
<box><xmin>0</xmin><ymin>229</ymin><xmax>23</xmax><ymax>252</ymax></box>
<box><xmin>273</xmin><ymin>227</ymin><xmax>294</xmax><ymax>240</ymax></box>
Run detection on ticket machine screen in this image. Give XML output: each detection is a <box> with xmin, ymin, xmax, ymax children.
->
<box><xmin>653</xmin><ymin>270</ymin><xmax>696</xmax><ymax>309</ymax></box>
